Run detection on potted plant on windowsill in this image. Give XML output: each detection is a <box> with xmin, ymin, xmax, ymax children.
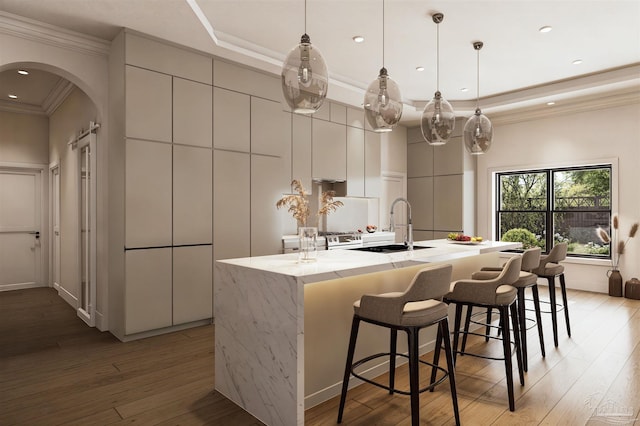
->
<box><xmin>597</xmin><ymin>215</ymin><xmax>638</xmax><ymax>297</ymax></box>
<box><xmin>277</xmin><ymin>179</ymin><xmax>343</xmax><ymax>262</ymax></box>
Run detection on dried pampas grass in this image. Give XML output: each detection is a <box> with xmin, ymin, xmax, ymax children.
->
<box><xmin>276</xmin><ymin>179</ymin><xmax>343</xmax><ymax>227</ymax></box>
<box><xmin>600</xmin><ymin>214</ymin><xmax>639</xmax><ymax>270</ymax></box>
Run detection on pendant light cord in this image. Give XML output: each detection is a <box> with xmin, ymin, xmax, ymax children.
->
<box><xmin>304</xmin><ymin>0</ymin><xmax>307</xmax><ymax>34</ymax></box>
<box><xmin>382</xmin><ymin>0</ymin><xmax>385</xmax><ymax>67</ymax></box>
<box><xmin>476</xmin><ymin>47</ymin><xmax>480</xmax><ymax>109</ymax></box>
<box><xmin>436</xmin><ymin>22</ymin><xmax>440</xmax><ymax>91</ymax></box>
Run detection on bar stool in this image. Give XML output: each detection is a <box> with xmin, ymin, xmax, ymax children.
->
<box><xmin>460</xmin><ymin>247</ymin><xmax>545</xmax><ymax>372</ymax></box>
<box><xmin>532</xmin><ymin>242</ymin><xmax>570</xmax><ymax>347</ymax></box>
<box><xmin>444</xmin><ymin>256</ymin><xmax>524</xmax><ymax>412</ymax></box>
<box><xmin>337</xmin><ymin>264</ymin><xmax>460</xmax><ymax>426</ymax></box>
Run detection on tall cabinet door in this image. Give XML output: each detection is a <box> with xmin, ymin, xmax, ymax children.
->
<box><xmin>173</xmin><ymin>245</ymin><xmax>212</xmax><ymax>324</ymax></box>
<box><xmin>125</xmin><ymin>139</ymin><xmax>172</xmax><ymax>248</ymax></box>
<box><xmin>312</xmin><ymin>119</ymin><xmax>346</xmax><ymax>181</ymax></box>
<box><xmin>173</xmin><ymin>145</ymin><xmax>212</xmax><ymax>246</ymax></box>
<box><xmin>251</xmin><ymin>155</ymin><xmax>289</xmax><ymax>256</ymax></box>
<box><xmin>125</xmin><ymin>248</ymin><xmax>172</xmax><ymax>334</ymax></box>
<box><xmin>365</xmin><ymin>131</ymin><xmax>381</xmax><ymax>198</ymax></box>
<box><xmin>213</xmin><ymin>150</ymin><xmax>250</xmax><ymax>260</ymax></box>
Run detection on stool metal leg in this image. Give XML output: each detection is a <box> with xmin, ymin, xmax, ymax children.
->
<box><xmin>500</xmin><ymin>305</ymin><xmax>516</xmax><ymax>411</ymax></box>
<box><xmin>485</xmin><ymin>307</ymin><xmax>493</xmax><ymax>342</ymax></box>
<box><xmin>560</xmin><ymin>273</ymin><xmax>571</xmax><ymax>337</ymax></box>
<box><xmin>430</xmin><ymin>322</ymin><xmax>443</xmax><ymax>391</ymax></box>
<box><xmin>337</xmin><ymin>316</ymin><xmax>360</xmax><ymax>423</ymax></box>
<box><xmin>389</xmin><ymin>329</ymin><xmax>397</xmax><ymax>395</ymax></box>
<box><xmin>517</xmin><ymin>288</ymin><xmax>528</xmax><ymax>372</ymax></box>
<box><xmin>406</xmin><ymin>327</ymin><xmax>420</xmax><ymax>426</ymax></box>
<box><xmin>547</xmin><ymin>276</ymin><xmax>559</xmax><ymax>347</ymax></box>
<box><xmin>532</xmin><ymin>284</ymin><xmax>546</xmax><ymax>357</ymax></box>
<box><xmin>460</xmin><ymin>306</ymin><xmax>473</xmax><ymax>353</ymax></box>
<box><xmin>452</xmin><ymin>303</ymin><xmax>463</xmax><ymax>363</ymax></box>
<box><xmin>440</xmin><ymin>318</ymin><xmax>461</xmax><ymax>426</ymax></box>
<box><xmin>510</xmin><ymin>302</ymin><xmax>525</xmax><ymax>386</ymax></box>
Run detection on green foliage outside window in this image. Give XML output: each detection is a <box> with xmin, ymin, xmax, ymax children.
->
<box><xmin>497</xmin><ymin>166</ymin><xmax>611</xmax><ymax>257</ymax></box>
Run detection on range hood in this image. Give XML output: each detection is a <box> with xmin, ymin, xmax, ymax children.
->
<box><xmin>312</xmin><ymin>179</ymin><xmax>347</xmax><ymax>197</ymax></box>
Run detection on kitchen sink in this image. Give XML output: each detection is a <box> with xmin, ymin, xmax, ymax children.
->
<box><xmin>349</xmin><ymin>244</ymin><xmax>433</xmax><ymax>253</ymax></box>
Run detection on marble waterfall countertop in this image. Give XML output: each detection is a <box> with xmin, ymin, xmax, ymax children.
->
<box><xmin>214</xmin><ymin>239</ymin><xmax>521</xmax><ymax>426</ymax></box>
<box><xmin>217</xmin><ymin>239</ymin><xmax>521</xmax><ymax>284</ymax></box>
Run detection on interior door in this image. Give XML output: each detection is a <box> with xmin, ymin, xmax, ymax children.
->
<box><xmin>76</xmin><ymin>130</ymin><xmax>97</xmax><ymax>326</ymax></box>
<box><xmin>51</xmin><ymin>165</ymin><xmax>61</xmax><ymax>289</ymax></box>
<box><xmin>0</xmin><ymin>168</ymin><xmax>43</xmax><ymax>290</ymax></box>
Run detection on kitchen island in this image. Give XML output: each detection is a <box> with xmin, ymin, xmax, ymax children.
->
<box><xmin>214</xmin><ymin>239</ymin><xmax>520</xmax><ymax>426</ymax></box>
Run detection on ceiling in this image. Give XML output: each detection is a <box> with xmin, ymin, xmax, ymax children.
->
<box><xmin>1</xmin><ymin>0</ymin><xmax>639</xmax><ymax>123</ymax></box>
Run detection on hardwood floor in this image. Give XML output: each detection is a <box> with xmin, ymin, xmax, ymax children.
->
<box><xmin>1</xmin><ymin>286</ymin><xmax>639</xmax><ymax>425</ymax></box>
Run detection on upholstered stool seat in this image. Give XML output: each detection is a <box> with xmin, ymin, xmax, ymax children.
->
<box><xmin>532</xmin><ymin>242</ymin><xmax>570</xmax><ymax>347</ymax></box>
<box><xmin>461</xmin><ymin>248</ymin><xmax>545</xmax><ymax>372</ymax></box>
<box><xmin>338</xmin><ymin>264</ymin><xmax>460</xmax><ymax>426</ymax></box>
<box><xmin>444</xmin><ymin>256</ymin><xmax>524</xmax><ymax>412</ymax></box>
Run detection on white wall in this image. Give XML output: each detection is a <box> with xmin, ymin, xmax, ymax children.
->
<box><xmin>0</xmin><ymin>111</ymin><xmax>48</xmax><ymax>164</ymax></box>
<box><xmin>477</xmin><ymin>103</ymin><xmax>640</xmax><ymax>292</ymax></box>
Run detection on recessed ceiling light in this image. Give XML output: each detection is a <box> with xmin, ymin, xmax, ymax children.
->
<box><xmin>415</xmin><ymin>66</ymin><xmax>425</xmax><ymax>72</ymax></box>
<box><xmin>8</xmin><ymin>94</ymin><xmax>18</xmax><ymax>99</ymax></box>
<box><xmin>352</xmin><ymin>35</ymin><xmax>364</xmax><ymax>43</ymax></box>
<box><xmin>539</xmin><ymin>26</ymin><xmax>552</xmax><ymax>33</ymax></box>
<box><xmin>547</xmin><ymin>101</ymin><xmax>556</xmax><ymax>106</ymax></box>
<box><xmin>572</xmin><ymin>59</ymin><xmax>583</xmax><ymax>65</ymax></box>
<box><xmin>18</xmin><ymin>69</ymin><xmax>29</xmax><ymax>75</ymax></box>
<box><xmin>460</xmin><ymin>87</ymin><xmax>468</xmax><ymax>92</ymax></box>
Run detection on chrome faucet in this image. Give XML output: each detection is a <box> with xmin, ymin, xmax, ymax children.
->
<box><xmin>389</xmin><ymin>197</ymin><xmax>413</xmax><ymax>250</ymax></box>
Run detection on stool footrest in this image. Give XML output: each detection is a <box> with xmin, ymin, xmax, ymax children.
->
<box><xmin>351</xmin><ymin>352</ymin><xmax>449</xmax><ymax>395</ymax></box>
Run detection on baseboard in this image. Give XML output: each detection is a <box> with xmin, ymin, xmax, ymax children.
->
<box><xmin>0</xmin><ymin>282</ymin><xmax>45</xmax><ymax>292</ymax></box>
<box><xmin>54</xmin><ymin>283</ymin><xmax>78</xmax><ymax>308</ymax></box>
<box><xmin>118</xmin><ymin>319</ymin><xmax>213</xmax><ymax>342</ymax></box>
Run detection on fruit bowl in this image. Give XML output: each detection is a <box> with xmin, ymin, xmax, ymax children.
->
<box><xmin>447</xmin><ymin>233</ymin><xmax>484</xmax><ymax>244</ymax></box>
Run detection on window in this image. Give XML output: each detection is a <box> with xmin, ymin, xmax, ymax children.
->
<box><xmin>496</xmin><ymin>165</ymin><xmax>611</xmax><ymax>257</ymax></box>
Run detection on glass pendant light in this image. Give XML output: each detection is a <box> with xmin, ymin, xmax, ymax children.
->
<box><xmin>281</xmin><ymin>0</ymin><xmax>329</xmax><ymax>114</ymax></box>
<box><xmin>364</xmin><ymin>0</ymin><xmax>402</xmax><ymax>132</ymax></box>
<box><xmin>463</xmin><ymin>41</ymin><xmax>493</xmax><ymax>155</ymax></box>
<box><xmin>421</xmin><ymin>13</ymin><xmax>455</xmax><ymax>146</ymax></box>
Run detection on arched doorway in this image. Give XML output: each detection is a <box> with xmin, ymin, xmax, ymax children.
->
<box><xmin>0</xmin><ymin>64</ymin><xmax>101</xmax><ymax>327</ymax></box>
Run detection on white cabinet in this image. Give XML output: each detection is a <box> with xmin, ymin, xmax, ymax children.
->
<box><xmin>251</xmin><ymin>97</ymin><xmax>285</xmax><ymax>156</ymax></box>
<box><xmin>312</xmin><ymin>119</ymin><xmax>346</xmax><ymax>181</ymax></box>
<box><xmin>408</xmin><ymin>176</ymin><xmax>434</xmax><ymax>230</ymax></box>
<box><xmin>346</xmin><ymin>126</ymin><xmax>364</xmax><ymax>196</ymax></box>
<box><xmin>364</xmin><ymin>131</ymin><xmax>381</xmax><ymax>197</ymax></box>
<box><xmin>213</xmin><ymin>150</ymin><xmax>250</xmax><ymax>260</ymax></box>
<box><xmin>434</xmin><ymin>174</ymin><xmax>463</xmax><ymax>230</ymax></box>
<box><xmin>173</xmin><ymin>245</ymin><xmax>212</xmax><ymax>324</ymax></box>
<box><xmin>125</xmin><ymin>66</ymin><xmax>172</xmax><ymax>143</ymax></box>
<box><xmin>173</xmin><ymin>77</ymin><xmax>212</xmax><ymax>148</ymax></box>
<box><xmin>125</xmin><ymin>139</ymin><xmax>172</xmax><ymax>248</ymax></box>
<box><xmin>292</xmin><ymin>114</ymin><xmax>312</xmax><ymax>189</ymax></box>
<box><xmin>125</xmin><ymin>248</ymin><xmax>172</xmax><ymax>334</ymax></box>
<box><xmin>173</xmin><ymin>145</ymin><xmax>212</xmax><ymax>246</ymax></box>
<box><xmin>214</xmin><ymin>87</ymin><xmax>250</xmax><ymax>152</ymax></box>
<box><xmin>251</xmin><ymin>155</ymin><xmax>289</xmax><ymax>256</ymax></box>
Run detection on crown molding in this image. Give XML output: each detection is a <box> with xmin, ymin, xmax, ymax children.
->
<box><xmin>0</xmin><ymin>11</ymin><xmax>111</xmax><ymax>57</ymax></box>
<box><xmin>0</xmin><ymin>99</ymin><xmax>47</xmax><ymax>116</ymax></box>
<box><xmin>43</xmin><ymin>78</ymin><xmax>75</xmax><ymax>116</ymax></box>
<box><xmin>490</xmin><ymin>87</ymin><xmax>640</xmax><ymax>126</ymax></box>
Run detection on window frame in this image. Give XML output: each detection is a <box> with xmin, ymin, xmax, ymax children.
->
<box><xmin>495</xmin><ymin>164</ymin><xmax>613</xmax><ymax>258</ymax></box>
